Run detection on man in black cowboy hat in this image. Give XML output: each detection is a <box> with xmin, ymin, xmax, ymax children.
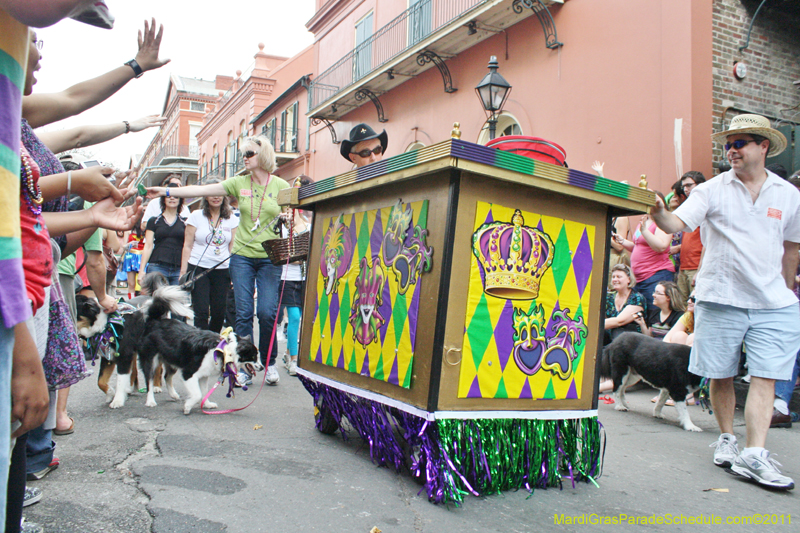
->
<box><xmin>340</xmin><ymin>123</ymin><xmax>388</xmax><ymax>168</ymax></box>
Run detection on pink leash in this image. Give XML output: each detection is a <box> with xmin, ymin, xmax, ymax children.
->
<box><xmin>201</xmin><ymin>274</ymin><xmax>287</xmax><ymax>415</ymax></box>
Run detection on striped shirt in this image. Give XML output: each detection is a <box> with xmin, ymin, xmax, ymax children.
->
<box><xmin>0</xmin><ymin>10</ymin><xmax>32</xmax><ymax>327</ymax></box>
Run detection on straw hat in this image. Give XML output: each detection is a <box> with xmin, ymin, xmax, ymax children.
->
<box><xmin>711</xmin><ymin>114</ymin><xmax>787</xmax><ymax>157</ymax></box>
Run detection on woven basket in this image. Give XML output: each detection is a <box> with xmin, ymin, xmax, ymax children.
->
<box><xmin>261</xmin><ymin>231</ymin><xmax>310</xmax><ymax>266</ymax></box>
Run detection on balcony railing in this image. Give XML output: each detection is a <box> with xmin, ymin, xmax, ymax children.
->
<box><xmin>308</xmin><ymin>0</ymin><xmax>487</xmax><ymax>111</ymax></box>
<box><xmin>145</xmin><ymin>144</ymin><xmax>200</xmax><ymax>167</ymax></box>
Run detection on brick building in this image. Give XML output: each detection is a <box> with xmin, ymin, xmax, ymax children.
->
<box><xmin>712</xmin><ymin>0</ymin><xmax>800</xmax><ymax>174</ymax></box>
<box><xmin>137</xmin><ymin>75</ymin><xmax>219</xmax><ymax>188</ymax></box>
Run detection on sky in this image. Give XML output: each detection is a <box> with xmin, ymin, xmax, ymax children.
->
<box><xmin>35</xmin><ymin>1</ymin><xmax>316</xmax><ymax>169</ymax></box>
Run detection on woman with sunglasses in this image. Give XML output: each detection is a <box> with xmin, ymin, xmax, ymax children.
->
<box><xmin>147</xmin><ymin>136</ymin><xmax>290</xmax><ymax>385</ymax></box>
<box><xmin>140</xmin><ymin>183</ymin><xmax>186</xmax><ymax>285</ymax></box>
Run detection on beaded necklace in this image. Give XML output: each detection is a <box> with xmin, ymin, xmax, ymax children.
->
<box><xmin>20</xmin><ymin>148</ymin><xmax>43</xmax><ymax>215</ymax></box>
<box><xmin>250</xmin><ymin>173</ymin><xmax>270</xmax><ymax>227</ymax></box>
<box><xmin>206</xmin><ymin>212</ymin><xmax>224</xmax><ymax>255</ymax></box>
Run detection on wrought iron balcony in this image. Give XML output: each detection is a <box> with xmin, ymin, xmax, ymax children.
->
<box><xmin>145</xmin><ymin>144</ymin><xmax>200</xmax><ymax>168</ymax></box>
<box><xmin>307</xmin><ymin>0</ymin><xmax>563</xmax><ymax>121</ymax></box>
<box><xmin>309</xmin><ymin>0</ymin><xmax>488</xmax><ymax>112</ymax></box>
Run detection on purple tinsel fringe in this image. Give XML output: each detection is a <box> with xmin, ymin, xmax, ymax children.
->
<box><xmin>299</xmin><ymin>375</ymin><xmax>603</xmax><ymax>505</ymax></box>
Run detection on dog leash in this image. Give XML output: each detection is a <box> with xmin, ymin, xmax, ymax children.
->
<box><xmin>180</xmin><ymin>212</ymin><xmax>286</xmax><ymax>291</ymax></box>
<box><xmin>201</xmin><ymin>277</ymin><xmax>287</xmax><ymax>414</ymax></box>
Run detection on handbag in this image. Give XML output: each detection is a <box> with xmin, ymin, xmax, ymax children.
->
<box><xmin>43</xmin><ymin>274</ymin><xmax>91</xmax><ymax>390</ymax></box>
<box><xmin>262</xmin><ymin>231</ymin><xmax>310</xmax><ymax>266</ymax></box>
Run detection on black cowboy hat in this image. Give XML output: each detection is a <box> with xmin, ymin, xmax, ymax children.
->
<box><xmin>340</xmin><ymin>123</ymin><xmax>388</xmax><ymax>161</ymax></box>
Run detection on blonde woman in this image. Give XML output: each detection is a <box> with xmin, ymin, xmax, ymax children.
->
<box><xmin>148</xmin><ymin>136</ymin><xmax>289</xmax><ymax>385</ymax></box>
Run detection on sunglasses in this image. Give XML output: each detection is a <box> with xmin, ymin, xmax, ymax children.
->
<box><xmin>688</xmin><ymin>296</ymin><xmax>696</xmax><ymax>303</ymax></box>
<box><xmin>352</xmin><ymin>146</ymin><xmax>383</xmax><ymax>158</ymax></box>
<box><xmin>724</xmin><ymin>139</ymin><xmax>756</xmax><ymax>151</ymax></box>
<box><xmin>166</xmin><ymin>182</ymin><xmax>181</xmax><ymax>188</ymax></box>
<box><xmin>243</xmin><ymin>150</ymin><xmax>257</xmax><ymax>159</ymax></box>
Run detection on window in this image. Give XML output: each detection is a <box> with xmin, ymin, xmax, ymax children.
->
<box><xmin>409</xmin><ymin>0</ymin><xmax>431</xmax><ymax>46</ymax></box>
<box><xmin>190</xmin><ymin>101</ymin><xmax>205</xmax><ymax>112</ymax></box>
<box><xmin>354</xmin><ymin>12</ymin><xmax>373</xmax><ymax>81</ymax></box>
<box><xmin>286</xmin><ymin>102</ymin><xmax>298</xmax><ymax>152</ymax></box>
<box><xmin>477</xmin><ymin>113</ymin><xmax>523</xmax><ymax>145</ymax></box>
<box><xmin>189</xmin><ymin>123</ymin><xmax>201</xmax><ymax>155</ymax></box>
<box><xmin>405</xmin><ymin>141</ymin><xmax>425</xmax><ymax>152</ymax></box>
<box><xmin>263</xmin><ymin>118</ymin><xmax>276</xmax><ymax>149</ymax></box>
<box><xmin>279</xmin><ymin>109</ymin><xmax>287</xmax><ymax>153</ymax></box>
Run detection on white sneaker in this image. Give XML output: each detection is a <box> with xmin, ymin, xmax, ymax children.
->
<box><xmin>731</xmin><ymin>450</ymin><xmax>794</xmax><ymax>490</ymax></box>
<box><xmin>265</xmin><ymin>365</ymin><xmax>280</xmax><ymax>385</ymax></box>
<box><xmin>288</xmin><ymin>360</ymin><xmax>298</xmax><ymax>376</ymax></box>
<box><xmin>282</xmin><ymin>353</ymin><xmax>290</xmax><ymax>369</ymax></box>
<box><xmin>710</xmin><ymin>433</ymin><xmax>739</xmax><ymax>468</ymax></box>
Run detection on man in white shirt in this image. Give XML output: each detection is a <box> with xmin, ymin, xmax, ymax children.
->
<box><xmin>651</xmin><ymin>114</ymin><xmax>800</xmax><ymax>490</ymax></box>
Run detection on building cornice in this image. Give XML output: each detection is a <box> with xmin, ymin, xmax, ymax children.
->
<box><xmin>307</xmin><ymin>0</ymin><xmax>365</xmax><ymax>38</ymax></box>
<box><xmin>197</xmin><ymin>76</ymin><xmax>276</xmax><ymax>144</ymax></box>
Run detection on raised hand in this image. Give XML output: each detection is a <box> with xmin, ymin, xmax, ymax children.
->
<box><xmin>591</xmin><ymin>160</ymin><xmax>605</xmax><ymax>177</ymax></box>
<box><xmin>145</xmin><ymin>186</ymin><xmax>166</xmax><ymax>200</ymax></box>
<box><xmin>72</xmin><ymin>167</ymin><xmax>125</xmax><ymax>203</ymax></box>
<box><xmin>90</xmin><ymin>196</ymin><xmax>143</xmax><ymax>231</ymax></box>
<box><xmin>135</xmin><ymin>18</ymin><xmax>170</xmax><ymax>72</ymax></box>
<box><xmin>129</xmin><ymin>115</ymin><xmax>166</xmax><ymax>132</ymax></box>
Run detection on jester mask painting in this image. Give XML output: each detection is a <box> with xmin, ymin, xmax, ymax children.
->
<box><xmin>459</xmin><ymin>202</ymin><xmax>595</xmax><ymax>400</ymax></box>
<box><xmin>310</xmin><ymin>200</ymin><xmax>433</xmax><ymax>389</ymax></box>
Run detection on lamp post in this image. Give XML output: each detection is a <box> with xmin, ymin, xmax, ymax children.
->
<box><xmin>475</xmin><ymin>56</ymin><xmax>512</xmax><ymax>141</ymax></box>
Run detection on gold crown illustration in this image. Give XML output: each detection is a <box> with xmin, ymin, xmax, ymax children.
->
<box><xmin>472</xmin><ymin>209</ymin><xmax>554</xmax><ymax>300</ymax></box>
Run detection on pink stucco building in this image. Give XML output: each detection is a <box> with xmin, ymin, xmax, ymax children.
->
<box><xmin>304</xmin><ymin>0</ymin><xmax>715</xmax><ymax>193</ymax></box>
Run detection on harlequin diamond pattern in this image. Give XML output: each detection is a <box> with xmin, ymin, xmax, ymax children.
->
<box><xmin>458</xmin><ymin>202</ymin><xmax>595</xmax><ymax>400</ymax></box>
<box><xmin>309</xmin><ymin>201</ymin><xmax>430</xmax><ymax>389</ymax></box>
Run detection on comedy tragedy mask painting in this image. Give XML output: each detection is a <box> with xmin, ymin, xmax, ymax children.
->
<box><xmin>310</xmin><ymin>199</ymin><xmax>433</xmax><ymax>389</ymax></box>
<box><xmin>458</xmin><ymin>202</ymin><xmax>596</xmax><ymax>401</ymax></box>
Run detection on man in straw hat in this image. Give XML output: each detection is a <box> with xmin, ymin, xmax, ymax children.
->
<box><xmin>340</xmin><ymin>123</ymin><xmax>388</xmax><ymax>168</ymax></box>
<box><xmin>651</xmin><ymin>114</ymin><xmax>799</xmax><ymax>490</ymax></box>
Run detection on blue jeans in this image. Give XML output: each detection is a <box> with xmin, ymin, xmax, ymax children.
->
<box><xmin>229</xmin><ymin>254</ymin><xmax>282</xmax><ymax>366</ymax></box>
<box><xmin>25</xmin><ymin>424</ymin><xmax>54</xmax><ymax>474</ymax></box>
<box><xmin>775</xmin><ymin>349</ymin><xmax>800</xmax><ymax>405</ymax></box>
<box><xmin>0</xmin><ymin>324</ymin><xmax>14</xmax><ymax>527</ymax></box>
<box><xmin>635</xmin><ymin>269</ymin><xmax>675</xmax><ymax>309</ymax></box>
<box><xmin>146</xmin><ymin>262</ymin><xmax>181</xmax><ymax>285</ymax></box>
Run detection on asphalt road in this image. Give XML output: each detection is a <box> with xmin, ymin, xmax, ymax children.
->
<box><xmin>23</xmin><ymin>357</ymin><xmax>799</xmax><ymax>533</ymax></box>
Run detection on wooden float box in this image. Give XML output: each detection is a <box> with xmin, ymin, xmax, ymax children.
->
<box><xmin>279</xmin><ymin>138</ymin><xmax>653</xmax><ymax>417</ymax></box>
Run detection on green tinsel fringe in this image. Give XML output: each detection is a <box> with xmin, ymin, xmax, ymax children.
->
<box><xmin>435</xmin><ymin>418</ymin><xmax>604</xmax><ymax>503</ymax></box>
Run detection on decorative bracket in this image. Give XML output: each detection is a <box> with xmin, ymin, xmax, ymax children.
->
<box><xmin>416</xmin><ymin>50</ymin><xmax>458</xmax><ymax>94</ymax></box>
<box><xmin>354</xmin><ymin>88</ymin><xmax>388</xmax><ymax>123</ymax></box>
<box><xmin>512</xmin><ymin>0</ymin><xmax>564</xmax><ymax>49</ymax></box>
<box><xmin>311</xmin><ymin>117</ymin><xmax>339</xmax><ymax>144</ymax></box>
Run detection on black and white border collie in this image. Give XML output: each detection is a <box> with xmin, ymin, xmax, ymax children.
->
<box><xmin>110</xmin><ymin>286</ymin><xmax>260</xmax><ymax>415</ymax></box>
<box><xmin>601</xmin><ymin>332</ymin><xmax>704</xmax><ymax>432</ymax></box>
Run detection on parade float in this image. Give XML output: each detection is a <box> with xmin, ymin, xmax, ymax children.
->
<box><xmin>278</xmin><ymin>128</ymin><xmax>653</xmax><ymax>504</ymax></box>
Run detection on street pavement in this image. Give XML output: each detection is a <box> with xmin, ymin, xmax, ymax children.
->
<box><xmin>24</xmin><ymin>353</ymin><xmax>798</xmax><ymax>533</ymax></box>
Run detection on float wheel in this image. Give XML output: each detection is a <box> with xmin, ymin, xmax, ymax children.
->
<box><xmin>314</xmin><ymin>396</ymin><xmax>339</xmax><ymax>435</ymax></box>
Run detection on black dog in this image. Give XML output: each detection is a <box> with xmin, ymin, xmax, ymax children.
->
<box><xmin>601</xmin><ymin>332</ymin><xmax>704</xmax><ymax>431</ymax></box>
<box><xmin>110</xmin><ymin>286</ymin><xmax>260</xmax><ymax>414</ymax></box>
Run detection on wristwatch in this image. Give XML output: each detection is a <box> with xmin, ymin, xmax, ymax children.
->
<box><xmin>125</xmin><ymin>59</ymin><xmax>144</xmax><ymax>78</ymax></box>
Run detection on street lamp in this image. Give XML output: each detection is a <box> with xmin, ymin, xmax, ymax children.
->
<box><xmin>475</xmin><ymin>56</ymin><xmax>512</xmax><ymax>141</ymax></box>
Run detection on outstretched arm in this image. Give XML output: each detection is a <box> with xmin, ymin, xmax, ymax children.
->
<box><xmin>147</xmin><ymin>182</ymin><xmax>227</xmax><ymax>199</ymax></box>
<box><xmin>22</xmin><ymin>18</ymin><xmax>170</xmax><ymax>128</ymax></box>
<box><xmin>38</xmin><ymin>115</ymin><xmax>166</xmax><ymax>154</ymax></box>
<box><xmin>42</xmin><ymin>197</ymin><xmax>142</xmax><ymax>236</ymax></box>
<box><xmin>650</xmin><ymin>194</ymin><xmax>688</xmax><ymax>235</ymax></box>
<box><xmin>0</xmin><ymin>0</ymin><xmax>94</xmax><ymax>27</ymax></box>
